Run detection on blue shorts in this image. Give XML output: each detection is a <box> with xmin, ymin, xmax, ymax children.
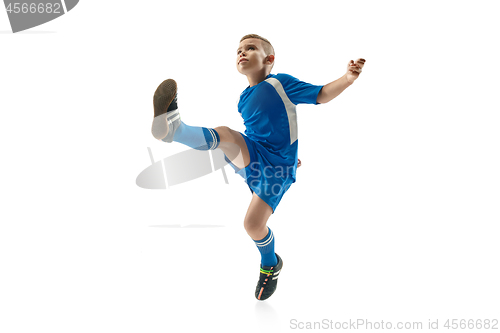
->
<box><xmin>225</xmin><ymin>133</ymin><xmax>295</xmax><ymax>213</ymax></box>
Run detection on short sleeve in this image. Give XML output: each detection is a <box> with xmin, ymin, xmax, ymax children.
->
<box><xmin>275</xmin><ymin>73</ymin><xmax>323</xmax><ymax>105</ymax></box>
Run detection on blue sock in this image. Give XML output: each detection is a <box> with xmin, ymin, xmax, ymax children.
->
<box><xmin>164</xmin><ymin>121</ymin><xmax>220</xmax><ymax>151</ymax></box>
<box><xmin>254</xmin><ymin>227</ymin><xmax>278</xmax><ymax>267</ymax></box>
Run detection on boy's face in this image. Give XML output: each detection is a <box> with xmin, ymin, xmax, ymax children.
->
<box><xmin>236</xmin><ymin>38</ymin><xmax>273</xmax><ymax>75</ymax></box>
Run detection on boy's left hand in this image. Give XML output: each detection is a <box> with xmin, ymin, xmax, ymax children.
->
<box><xmin>346</xmin><ymin>58</ymin><xmax>366</xmax><ymax>84</ymax></box>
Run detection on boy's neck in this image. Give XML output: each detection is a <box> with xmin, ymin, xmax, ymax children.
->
<box><xmin>246</xmin><ymin>71</ymin><xmax>271</xmax><ymax>87</ymax></box>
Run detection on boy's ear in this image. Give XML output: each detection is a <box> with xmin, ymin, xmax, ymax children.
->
<box><xmin>266</xmin><ymin>54</ymin><xmax>275</xmax><ymax>64</ymax></box>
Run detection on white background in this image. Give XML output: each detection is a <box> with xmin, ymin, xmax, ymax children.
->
<box><xmin>1</xmin><ymin>1</ymin><xmax>499</xmax><ymax>332</ymax></box>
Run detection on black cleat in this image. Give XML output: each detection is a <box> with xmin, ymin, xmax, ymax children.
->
<box><xmin>255</xmin><ymin>253</ymin><xmax>283</xmax><ymax>301</ymax></box>
<box><xmin>151</xmin><ymin>79</ymin><xmax>181</xmax><ymax>141</ymax></box>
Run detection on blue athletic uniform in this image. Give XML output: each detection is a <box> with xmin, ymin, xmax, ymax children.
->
<box><xmin>226</xmin><ymin>73</ymin><xmax>323</xmax><ymax>212</ymax></box>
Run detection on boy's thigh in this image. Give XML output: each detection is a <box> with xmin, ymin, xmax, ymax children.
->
<box><xmin>215</xmin><ymin>126</ymin><xmax>250</xmax><ymax>170</ymax></box>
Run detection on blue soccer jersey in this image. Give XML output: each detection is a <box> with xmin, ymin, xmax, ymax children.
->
<box><xmin>238</xmin><ymin>73</ymin><xmax>323</xmax><ymax>180</ymax></box>
<box><xmin>226</xmin><ymin>73</ymin><xmax>323</xmax><ymax>212</ymax></box>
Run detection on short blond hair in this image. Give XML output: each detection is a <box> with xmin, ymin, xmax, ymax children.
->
<box><xmin>240</xmin><ymin>34</ymin><xmax>275</xmax><ymax>56</ymax></box>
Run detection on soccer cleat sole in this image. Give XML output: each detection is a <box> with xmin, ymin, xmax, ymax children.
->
<box><xmin>153</xmin><ymin>79</ymin><xmax>177</xmax><ymax>118</ymax></box>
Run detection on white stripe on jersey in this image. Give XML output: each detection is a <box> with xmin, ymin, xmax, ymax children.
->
<box><xmin>264</xmin><ymin>77</ymin><xmax>298</xmax><ymax>145</ymax></box>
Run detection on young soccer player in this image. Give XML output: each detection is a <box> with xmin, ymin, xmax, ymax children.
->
<box><xmin>151</xmin><ymin>34</ymin><xmax>365</xmax><ymax>300</ymax></box>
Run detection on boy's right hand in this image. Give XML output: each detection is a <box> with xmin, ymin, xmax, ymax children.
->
<box><xmin>346</xmin><ymin>58</ymin><xmax>366</xmax><ymax>83</ymax></box>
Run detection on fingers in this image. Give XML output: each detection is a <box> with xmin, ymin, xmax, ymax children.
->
<box><xmin>348</xmin><ymin>58</ymin><xmax>366</xmax><ymax>64</ymax></box>
<box><xmin>349</xmin><ymin>64</ymin><xmax>362</xmax><ymax>73</ymax></box>
<box><xmin>355</xmin><ymin>58</ymin><xmax>366</xmax><ymax>69</ymax></box>
<box><xmin>347</xmin><ymin>58</ymin><xmax>365</xmax><ymax>74</ymax></box>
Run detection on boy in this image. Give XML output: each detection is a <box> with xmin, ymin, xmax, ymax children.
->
<box><xmin>151</xmin><ymin>34</ymin><xmax>365</xmax><ymax>300</ymax></box>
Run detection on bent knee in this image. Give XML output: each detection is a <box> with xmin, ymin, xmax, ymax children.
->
<box><xmin>214</xmin><ymin>126</ymin><xmax>230</xmax><ymax>136</ymax></box>
<box><xmin>244</xmin><ymin>218</ymin><xmax>267</xmax><ymax>235</ymax></box>
<box><xmin>214</xmin><ymin>126</ymin><xmax>238</xmax><ymax>143</ymax></box>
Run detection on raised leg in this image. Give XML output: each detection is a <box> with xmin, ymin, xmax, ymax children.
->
<box><xmin>152</xmin><ymin>79</ymin><xmax>251</xmax><ymax>170</ymax></box>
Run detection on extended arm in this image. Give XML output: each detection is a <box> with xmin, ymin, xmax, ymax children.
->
<box><xmin>316</xmin><ymin>58</ymin><xmax>366</xmax><ymax>104</ymax></box>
